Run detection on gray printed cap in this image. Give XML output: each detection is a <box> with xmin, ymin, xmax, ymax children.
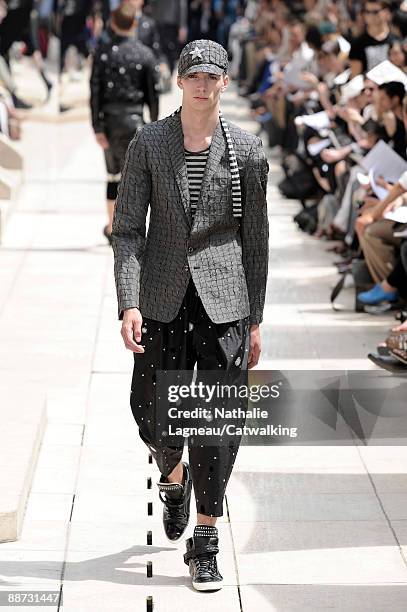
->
<box><xmin>178</xmin><ymin>39</ymin><xmax>228</xmax><ymax>77</ymax></box>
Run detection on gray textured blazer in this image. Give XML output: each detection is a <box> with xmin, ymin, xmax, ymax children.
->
<box><xmin>111</xmin><ymin>111</ymin><xmax>269</xmax><ymax>325</ymax></box>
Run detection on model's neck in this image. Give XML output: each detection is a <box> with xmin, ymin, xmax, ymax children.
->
<box><xmin>180</xmin><ymin>104</ymin><xmax>220</xmax><ymax>137</ymax></box>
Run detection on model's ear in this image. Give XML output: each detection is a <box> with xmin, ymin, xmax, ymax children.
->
<box><xmin>221</xmin><ymin>74</ymin><xmax>229</xmax><ymax>92</ymax></box>
<box><xmin>177</xmin><ymin>75</ymin><xmax>183</xmax><ymax>89</ymax></box>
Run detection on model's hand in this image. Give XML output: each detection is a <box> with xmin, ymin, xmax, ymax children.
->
<box><xmin>121</xmin><ymin>308</ymin><xmax>145</xmax><ymax>353</ymax></box>
<box><xmin>248</xmin><ymin>325</ymin><xmax>261</xmax><ymax>369</ymax></box>
<box><xmin>95</xmin><ymin>132</ymin><xmax>109</xmax><ymax>150</ymax></box>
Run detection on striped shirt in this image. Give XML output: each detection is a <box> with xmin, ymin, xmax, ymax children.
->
<box><xmin>184</xmin><ymin>147</ymin><xmax>210</xmax><ymax>217</ymax></box>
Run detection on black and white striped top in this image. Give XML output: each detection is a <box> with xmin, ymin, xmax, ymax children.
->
<box><xmin>184</xmin><ymin>147</ymin><xmax>210</xmax><ymax>217</ymax></box>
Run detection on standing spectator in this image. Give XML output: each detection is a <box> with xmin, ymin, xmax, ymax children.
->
<box><xmin>148</xmin><ymin>0</ymin><xmax>187</xmax><ymax>74</ymax></box>
<box><xmin>58</xmin><ymin>0</ymin><xmax>93</xmax><ymax>73</ymax></box>
<box><xmin>186</xmin><ymin>0</ymin><xmax>214</xmax><ymax>43</ymax></box>
<box><xmin>214</xmin><ymin>0</ymin><xmax>241</xmax><ymax>48</ymax></box>
<box><xmin>0</xmin><ymin>0</ymin><xmax>53</xmax><ymax>100</ymax></box>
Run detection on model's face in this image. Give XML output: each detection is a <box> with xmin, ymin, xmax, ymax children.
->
<box><xmin>177</xmin><ymin>72</ymin><xmax>229</xmax><ymax>109</ymax></box>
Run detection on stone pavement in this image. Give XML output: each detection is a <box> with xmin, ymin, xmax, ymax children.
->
<box><xmin>0</xmin><ymin>68</ymin><xmax>407</xmax><ymax>611</ymax></box>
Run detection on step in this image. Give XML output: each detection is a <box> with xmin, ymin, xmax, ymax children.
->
<box><xmin>0</xmin><ymin>133</ymin><xmax>23</xmax><ymax>170</ymax></box>
<box><xmin>0</xmin><ymin>384</ymin><xmax>47</xmax><ymax>542</ymax></box>
<box><xmin>0</xmin><ymin>167</ymin><xmax>23</xmax><ymax>244</ymax></box>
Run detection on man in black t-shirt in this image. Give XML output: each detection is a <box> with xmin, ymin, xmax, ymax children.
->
<box><xmin>349</xmin><ymin>0</ymin><xmax>395</xmax><ymax>75</ymax></box>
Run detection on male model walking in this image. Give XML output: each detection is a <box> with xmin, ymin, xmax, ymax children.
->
<box><xmin>112</xmin><ymin>39</ymin><xmax>269</xmax><ymax>591</ymax></box>
<box><xmin>90</xmin><ymin>4</ymin><xmax>159</xmax><ymax>243</ymax></box>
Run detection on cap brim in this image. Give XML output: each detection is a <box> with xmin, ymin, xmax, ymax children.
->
<box><xmin>179</xmin><ymin>64</ymin><xmax>225</xmax><ymax>77</ymax></box>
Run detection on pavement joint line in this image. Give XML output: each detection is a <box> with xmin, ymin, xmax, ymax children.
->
<box><xmin>224</xmin><ymin>495</ymin><xmax>244</xmax><ymax>612</ymax></box>
<box><xmin>0</xmin><ymin>236</ymin><xmax>31</xmax><ymax>316</ymax></box>
<box><xmin>53</xmin><ymin>247</ymin><xmax>111</xmax><ymax>588</ymax></box>
<box><xmin>354</xmin><ymin>444</ymin><xmax>407</xmax><ymax>572</ymax></box>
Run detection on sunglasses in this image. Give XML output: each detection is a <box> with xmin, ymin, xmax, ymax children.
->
<box><xmin>364</xmin><ymin>8</ymin><xmax>383</xmax><ymax>15</ymax></box>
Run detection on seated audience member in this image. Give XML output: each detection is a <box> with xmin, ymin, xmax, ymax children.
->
<box><xmin>349</xmin><ymin>0</ymin><xmax>395</xmax><ymax>76</ymax></box>
<box><xmin>356</xmin><ymin>169</ymin><xmax>407</xmax><ymax>304</ymax></box>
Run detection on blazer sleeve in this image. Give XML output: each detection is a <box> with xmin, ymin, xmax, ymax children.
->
<box><xmin>111</xmin><ymin>128</ymin><xmax>151</xmax><ymax>319</ymax></box>
<box><xmin>241</xmin><ymin>136</ymin><xmax>269</xmax><ymax>325</ymax></box>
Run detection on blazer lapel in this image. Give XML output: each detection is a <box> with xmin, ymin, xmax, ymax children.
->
<box><xmin>166</xmin><ymin>113</ymin><xmax>192</xmax><ymax>226</ymax></box>
<box><xmin>193</xmin><ymin>121</ymin><xmax>226</xmax><ymax>219</ymax></box>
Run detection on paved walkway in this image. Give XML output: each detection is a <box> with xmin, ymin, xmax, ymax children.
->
<box><xmin>0</xmin><ymin>72</ymin><xmax>407</xmax><ymax>611</ymax></box>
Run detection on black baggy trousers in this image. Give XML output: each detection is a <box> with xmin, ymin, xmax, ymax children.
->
<box><xmin>130</xmin><ymin>279</ymin><xmax>250</xmax><ymax>517</ymax></box>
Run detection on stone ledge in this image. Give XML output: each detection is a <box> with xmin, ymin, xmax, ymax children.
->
<box><xmin>0</xmin><ymin>134</ymin><xmax>23</xmax><ymax>170</ymax></box>
<box><xmin>0</xmin><ymin>167</ymin><xmax>23</xmax><ymax>244</ymax></box>
<box><xmin>0</xmin><ymin>385</ymin><xmax>47</xmax><ymax>542</ymax></box>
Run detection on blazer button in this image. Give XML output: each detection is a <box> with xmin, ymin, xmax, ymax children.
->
<box><xmin>188</xmin><ymin>246</ymin><xmax>194</xmax><ymax>253</ymax></box>
<box><xmin>184</xmin><ymin>265</ymin><xmax>189</xmax><ymax>271</ymax></box>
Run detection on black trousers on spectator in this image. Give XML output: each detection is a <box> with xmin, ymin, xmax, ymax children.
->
<box><xmin>60</xmin><ymin>15</ymin><xmax>90</xmax><ymax>71</ymax></box>
<box><xmin>130</xmin><ymin>279</ymin><xmax>250</xmax><ymax>517</ymax></box>
<box><xmin>157</xmin><ymin>24</ymin><xmax>179</xmax><ymax>74</ymax></box>
<box><xmin>388</xmin><ymin>240</ymin><xmax>407</xmax><ymax>298</ymax></box>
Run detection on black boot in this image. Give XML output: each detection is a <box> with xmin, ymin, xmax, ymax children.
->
<box><xmin>184</xmin><ymin>525</ymin><xmax>223</xmax><ymax>591</ymax></box>
<box><xmin>157</xmin><ymin>462</ymin><xmax>192</xmax><ymax>541</ymax></box>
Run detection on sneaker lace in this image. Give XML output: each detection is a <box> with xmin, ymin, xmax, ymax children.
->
<box><xmin>159</xmin><ymin>492</ymin><xmax>186</xmax><ymax>520</ymax></box>
<box><xmin>196</xmin><ymin>553</ymin><xmax>217</xmax><ymax>575</ymax></box>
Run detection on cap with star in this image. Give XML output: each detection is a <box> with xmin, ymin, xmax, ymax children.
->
<box><xmin>177</xmin><ymin>39</ymin><xmax>228</xmax><ymax>77</ymax></box>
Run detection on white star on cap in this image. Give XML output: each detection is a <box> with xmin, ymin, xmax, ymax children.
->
<box><xmin>189</xmin><ymin>46</ymin><xmax>204</xmax><ymax>60</ymax></box>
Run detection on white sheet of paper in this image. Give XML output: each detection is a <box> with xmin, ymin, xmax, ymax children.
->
<box><xmin>361</xmin><ymin>141</ymin><xmax>407</xmax><ymax>183</ymax></box>
<box><xmin>284</xmin><ymin>66</ymin><xmax>313</xmax><ymax>90</ymax></box>
<box><xmin>356</xmin><ymin>172</ymin><xmax>370</xmax><ymax>186</ymax></box>
<box><xmin>384</xmin><ymin>206</ymin><xmax>407</xmax><ymax>223</ymax></box>
<box><xmin>340</xmin><ymin>74</ymin><xmax>364</xmax><ymax>104</ymax></box>
<box><xmin>338</xmin><ymin>37</ymin><xmax>351</xmax><ymax>55</ymax></box>
<box><xmin>307</xmin><ymin>138</ymin><xmax>331</xmax><ymax>157</ymax></box>
<box><xmin>366</xmin><ymin>60</ymin><xmax>407</xmax><ymax>87</ymax></box>
<box><xmin>299</xmin><ymin>111</ymin><xmax>330</xmax><ymax>131</ymax></box>
<box><xmin>333</xmin><ymin>68</ymin><xmax>351</xmax><ymax>86</ymax></box>
<box><xmin>368</xmin><ymin>168</ymin><xmax>389</xmax><ymax>200</ymax></box>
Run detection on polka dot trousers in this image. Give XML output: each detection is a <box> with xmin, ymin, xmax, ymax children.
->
<box><xmin>130</xmin><ymin>279</ymin><xmax>250</xmax><ymax>517</ymax></box>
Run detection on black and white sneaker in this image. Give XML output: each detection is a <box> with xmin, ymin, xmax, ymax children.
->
<box><xmin>157</xmin><ymin>462</ymin><xmax>192</xmax><ymax>541</ymax></box>
<box><xmin>184</xmin><ymin>525</ymin><xmax>223</xmax><ymax>591</ymax></box>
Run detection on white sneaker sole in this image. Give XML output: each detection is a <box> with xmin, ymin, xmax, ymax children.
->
<box><xmin>192</xmin><ymin>580</ymin><xmax>223</xmax><ymax>592</ymax></box>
